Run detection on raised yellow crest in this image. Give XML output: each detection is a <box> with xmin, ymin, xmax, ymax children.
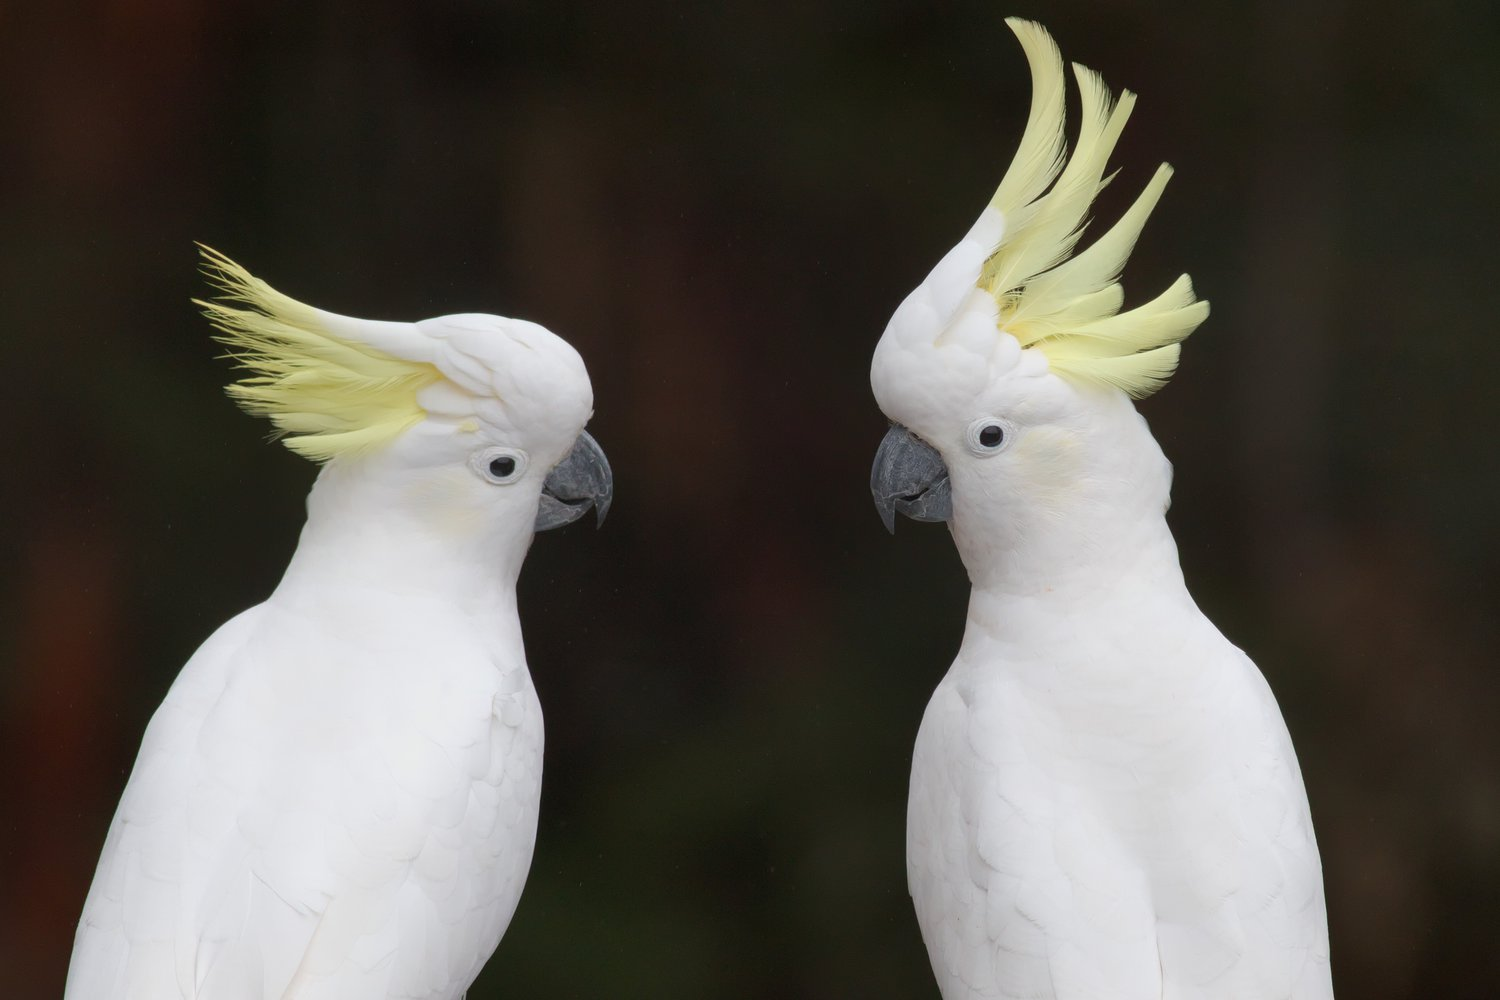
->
<box><xmin>195</xmin><ymin>246</ymin><xmax>440</xmax><ymax>461</ymax></box>
<box><xmin>981</xmin><ymin>19</ymin><xmax>1209</xmax><ymax>398</ymax></box>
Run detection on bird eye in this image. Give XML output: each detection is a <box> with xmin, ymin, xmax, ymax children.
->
<box><xmin>964</xmin><ymin>417</ymin><xmax>1010</xmax><ymax>455</ymax></box>
<box><xmin>471</xmin><ymin>446</ymin><xmax>528</xmax><ymax>485</ymax></box>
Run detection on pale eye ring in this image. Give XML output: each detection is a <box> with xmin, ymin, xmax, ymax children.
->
<box><xmin>471</xmin><ymin>446</ymin><xmax>528</xmax><ymax>485</ymax></box>
<box><xmin>964</xmin><ymin>417</ymin><xmax>1011</xmax><ymax>456</ymax></box>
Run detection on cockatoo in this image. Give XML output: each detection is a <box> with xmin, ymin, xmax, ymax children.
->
<box><xmin>869</xmin><ymin>19</ymin><xmax>1332</xmax><ymax>1000</ymax></box>
<box><xmin>66</xmin><ymin>248</ymin><xmax>612</xmax><ymax>1000</ymax></box>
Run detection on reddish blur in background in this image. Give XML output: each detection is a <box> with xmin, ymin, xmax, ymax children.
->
<box><xmin>2</xmin><ymin>2</ymin><xmax>1497</xmax><ymax>997</ymax></box>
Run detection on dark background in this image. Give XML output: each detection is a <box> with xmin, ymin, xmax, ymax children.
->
<box><xmin>3</xmin><ymin>1</ymin><xmax>1497</xmax><ymax>997</ymax></box>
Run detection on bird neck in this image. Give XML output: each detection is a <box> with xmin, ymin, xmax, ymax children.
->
<box><xmin>271</xmin><ymin>461</ymin><xmax>532</xmax><ymax>620</ymax></box>
<box><xmin>961</xmin><ymin>510</ymin><xmax>1187</xmax><ymax>615</ymax></box>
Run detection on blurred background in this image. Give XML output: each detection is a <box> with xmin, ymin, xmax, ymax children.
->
<box><xmin>2</xmin><ymin>0</ymin><xmax>1497</xmax><ymax>996</ymax></box>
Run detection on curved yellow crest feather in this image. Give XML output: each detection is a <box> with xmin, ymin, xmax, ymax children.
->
<box><xmin>195</xmin><ymin>246</ymin><xmax>440</xmax><ymax>462</ymax></box>
<box><xmin>983</xmin><ymin>19</ymin><xmax>1209</xmax><ymax>398</ymax></box>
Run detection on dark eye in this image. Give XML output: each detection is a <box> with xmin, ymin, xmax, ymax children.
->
<box><xmin>471</xmin><ymin>446</ymin><xmax>528</xmax><ymax>484</ymax></box>
<box><xmin>965</xmin><ymin>417</ymin><xmax>1010</xmax><ymax>456</ymax></box>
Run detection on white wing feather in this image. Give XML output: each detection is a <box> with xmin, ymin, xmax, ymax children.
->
<box><xmin>66</xmin><ymin>588</ymin><xmax>542</xmax><ymax>1000</ymax></box>
<box><xmin>908</xmin><ymin>590</ymin><xmax>1332</xmax><ymax>999</ymax></box>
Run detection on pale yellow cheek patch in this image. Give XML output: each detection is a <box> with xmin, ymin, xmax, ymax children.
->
<box><xmin>1011</xmin><ymin>427</ymin><xmax>1084</xmax><ymax>511</ymax></box>
<box><xmin>405</xmin><ymin>468</ymin><xmax>488</xmax><ymax>538</ymax></box>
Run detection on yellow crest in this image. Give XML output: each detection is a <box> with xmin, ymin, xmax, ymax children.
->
<box><xmin>195</xmin><ymin>246</ymin><xmax>440</xmax><ymax>461</ymax></box>
<box><xmin>981</xmin><ymin>19</ymin><xmax>1209</xmax><ymax>398</ymax></box>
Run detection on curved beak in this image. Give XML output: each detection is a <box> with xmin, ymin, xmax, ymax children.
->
<box><xmin>536</xmin><ymin>430</ymin><xmax>613</xmax><ymax>531</ymax></box>
<box><xmin>870</xmin><ymin>424</ymin><xmax>952</xmax><ymax>534</ymax></box>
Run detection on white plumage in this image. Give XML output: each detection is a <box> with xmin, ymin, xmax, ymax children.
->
<box><xmin>66</xmin><ymin>251</ymin><xmax>610</xmax><ymax>999</ymax></box>
<box><xmin>870</xmin><ymin>20</ymin><xmax>1332</xmax><ymax>999</ymax></box>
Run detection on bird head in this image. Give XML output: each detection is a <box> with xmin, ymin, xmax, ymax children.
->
<box><xmin>870</xmin><ymin>19</ymin><xmax>1207</xmax><ymax>569</ymax></box>
<box><xmin>197</xmin><ymin>248</ymin><xmax>612</xmax><ymax>546</ymax></box>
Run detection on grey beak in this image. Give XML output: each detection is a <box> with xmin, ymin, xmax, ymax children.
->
<box><xmin>870</xmin><ymin>424</ymin><xmax>952</xmax><ymax>534</ymax></box>
<box><xmin>536</xmin><ymin>430</ymin><xmax>613</xmax><ymax>531</ymax></box>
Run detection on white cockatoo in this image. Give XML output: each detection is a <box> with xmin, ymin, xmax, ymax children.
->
<box><xmin>66</xmin><ymin>248</ymin><xmax>612</xmax><ymax>1000</ymax></box>
<box><xmin>869</xmin><ymin>19</ymin><xmax>1332</xmax><ymax>1000</ymax></box>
